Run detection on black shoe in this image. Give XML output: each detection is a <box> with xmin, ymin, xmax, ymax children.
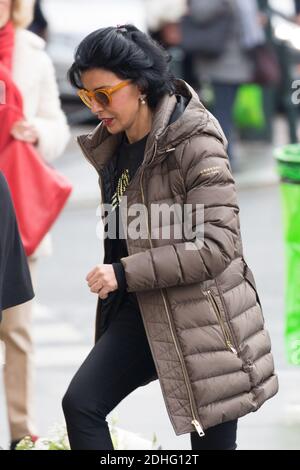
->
<box><xmin>10</xmin><ymin>439</ymin><xmax>20</xmax><ymax>450</ymax></box>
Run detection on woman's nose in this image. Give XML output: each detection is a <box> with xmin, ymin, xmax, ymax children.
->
<box><xmin>90</xmin><ymin>98</ymin><xmax>104</xmax><ymax>114</ymax></box>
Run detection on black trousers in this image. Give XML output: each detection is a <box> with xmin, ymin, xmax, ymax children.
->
<box><xmin>212</xmin><ymin>82</ymin><xmax>239</xmax><ymax>163</ymax></box>
<box><xmin>62</xmin><ymin>299</ymin><xmax>237</xmax><ymax>450</ymax></box>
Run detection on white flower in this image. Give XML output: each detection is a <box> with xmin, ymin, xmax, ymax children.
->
<box><xmin>109</xmin><ymin>426</ymin><xmax>157</xmax><ymax>450</ymax></box>
<box><xmin>33</xmin><ymin>439</ymin><xmax>50</xmax><ymax>451</ymax></box>
<box><xmin>16</xmin><ymin>417</ymin><xmax>161</xmax><ymax>450</ymax></box>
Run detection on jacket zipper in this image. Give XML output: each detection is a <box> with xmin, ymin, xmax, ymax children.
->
<box><xmin>204</xmin><ymin>290</ymin><xmax>238</xmax><ymax>355</ymax></box>
<box><xmin>140</xmin><ymin>157</ymin><xmax>205</xmax><ymax>438</ymax></box>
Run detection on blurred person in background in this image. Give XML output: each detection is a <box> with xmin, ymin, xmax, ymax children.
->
<box><xmin>0</xmin><ymin>173</ymin><xmax>34</xmax><ymax>325</ymax></box>
<box><xmin>0</xmin><ymin>0</ymin><xmax>70</xmax><ymax>449</ymax></box>
<box><xmin>145</xmin><ymin>0</ymin><xmax>186</xmax><ymax>48</ymax></box>
<box><xmin>145</xmin><ymin>0</ymin><xmax>199</xmax><ymax>87</ymax></box>
<box><xmin>62</xmin><ymin>24</ymin><xmax>277</xmax><ymax>450</ymax></box>
<box><xmin>28</xmin><ymin>0</ymin><xmax>48</xmax><ymax>40</ymax></box>
<box><xmin>189</xmin><ymin>0</ymin><xmax>265</xmax><ymax>169</ymax></box>
<box><xmin>294</xmin><ymin>0</ymin><xmax>300</xmax><ymax>25</ymax></box>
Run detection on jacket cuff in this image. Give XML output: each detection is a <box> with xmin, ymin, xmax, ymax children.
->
<box><xmin>112</xmin><ymin>263</ymin><xmax>127</xmax><ymax>291</ymax></box>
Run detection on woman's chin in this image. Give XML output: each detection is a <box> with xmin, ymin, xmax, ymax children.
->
<box><xmin>105</xmin><ymin>124</ymin><xmax>122</xmax><ymax>135</ymax></box>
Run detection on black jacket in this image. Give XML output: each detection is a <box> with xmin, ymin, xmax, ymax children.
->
<box><xmin>0</xmin><ymin>173</ymin><xmax>34</xmax><ymax>320</ymax></box>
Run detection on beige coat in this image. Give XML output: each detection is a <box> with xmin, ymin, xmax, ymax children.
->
<box><xmin>78</xmin><ymin>80</ymin><xmax>278</xmax><ymax>436</ymax></box>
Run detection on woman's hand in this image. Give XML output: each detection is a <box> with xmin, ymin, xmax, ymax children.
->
<box><xmin>86</xmin><ymin>264</ymin><xmax>118</xmax><ymax>299</ymax></box>
<box><xmin>10</xmin><ymin>120</ymin><xmax>39</xmax><ymax>144</ymax></box>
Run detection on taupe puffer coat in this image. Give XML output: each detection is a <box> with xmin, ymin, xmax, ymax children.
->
<box><xmin>78</xmin><ymin>80</ymin><xmax>278</xmax><ymax>437</ymax></box>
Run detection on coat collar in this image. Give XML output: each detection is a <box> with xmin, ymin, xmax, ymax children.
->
<box><xmin>77</xmin><ymin>79</ymin><xmax>225</xmax><ymax>172</ymax></box>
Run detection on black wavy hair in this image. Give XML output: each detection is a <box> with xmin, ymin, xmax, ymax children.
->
<box><xmin>68</xmin><ymin>24</ymin><xmax>176</xmax><ymax>109</ymax></box>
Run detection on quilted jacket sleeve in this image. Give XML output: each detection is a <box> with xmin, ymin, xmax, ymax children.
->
<box><xmin>121</xmin><ymin>134</ymin><xmax>241</xmax><ymax>292</ymax></box>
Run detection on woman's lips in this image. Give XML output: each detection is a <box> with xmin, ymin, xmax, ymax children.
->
<box><xmin>102</xmin><ymin>118</ymin><xmax>114</xmax><ymax>127</ymax></box>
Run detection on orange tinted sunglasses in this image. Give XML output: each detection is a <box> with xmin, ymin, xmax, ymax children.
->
<box><xmin>77</xmin><ymin>80</ymin><xmax>131</xmax><ymax>108</ymax></box>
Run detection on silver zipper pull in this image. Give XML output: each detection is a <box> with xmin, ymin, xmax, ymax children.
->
<box><xmin>226</xmin><ymin>340</ymin><xmax>238</xmax><ymax>355</ymax></box>
<box><xmin>192</xmin><ymin>419</ymin><xmax>205</xmax><ymax>437</ymax></box>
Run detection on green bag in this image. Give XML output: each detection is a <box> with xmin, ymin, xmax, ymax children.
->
<box><xmin>280</xmin><ymin>182</ymin><xmax>300</xmax><ymax>365</ymax></box>
<box><xmin>275</xmin><ymin>145</ymin><xmax>300</xmax><ymax>364</ymax></box>
<box><xmin>233</xmin><ymin>84</ymin><xmax>266</xmax><ymax>130</ymax></box>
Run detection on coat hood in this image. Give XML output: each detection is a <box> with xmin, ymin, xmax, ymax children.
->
<box><xmin>77</xmin><ymin>79</ymin><xmax>228</xmax><ymax>172</ymax></box>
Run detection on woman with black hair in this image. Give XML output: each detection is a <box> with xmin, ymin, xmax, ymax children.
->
<box><xmin>62</xmin><ymin>24</ymin><xmax>278</xmax><ymax>450</ymax></box>
<box><xmin>0</xmin><ymin>173</ymin><xmax>34</xmax><ymax>321</ymax></box>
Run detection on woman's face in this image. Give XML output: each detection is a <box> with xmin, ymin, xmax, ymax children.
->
<box><xmin>80</xmin><ymin>68</ymin><xmax>145</xmax><ymax>136</ymax></box>
<box><xmin>0</xmin><ymin>0</ymin><xmax>11</xmax><ymax>28</ymax></box>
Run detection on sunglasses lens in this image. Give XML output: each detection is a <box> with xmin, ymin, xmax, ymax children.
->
<box><xmin>78</xmin><ymin>90</ymin><xmax>111</xmax><ymax>108</ymax></box>
<box><xmin>94</xmin><ymin>91</ymin><xmax>110</xmax><ymax>107</ymax></box>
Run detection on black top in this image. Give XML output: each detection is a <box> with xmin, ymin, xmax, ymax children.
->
<box><xmin>0</xmin><ymin>173</ymin><xmax>34</xmax><ymax>320</ymax></box>
<box><xmin>104</xmin><ymin>133</ymin><xmax>148</xmax><ymax>315</ymax></box>
<box><xmin>111</xmin><ymin>132</ymin><xmax>148</xmax><ymax>266</ymax></box>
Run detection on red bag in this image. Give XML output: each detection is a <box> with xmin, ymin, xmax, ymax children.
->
<box><xmin>0</xmin><ymin>140</ymin><xmax>72</xmax><ymax>256</ymax></box>
<box><xmin>0</xmin><ymin>60</ymin><xmax>72</xmax><ymax>257</ymax></box>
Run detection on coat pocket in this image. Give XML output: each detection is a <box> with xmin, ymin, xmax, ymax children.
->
<box><xmin>203</xmin><ymin>290</ymin><xmax>238</xmax><ymax>355</ymax></box>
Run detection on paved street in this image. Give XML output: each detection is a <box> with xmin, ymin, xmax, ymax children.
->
<box><xmin>1</xmin><ymin>122</ymin><xmax>300</xmax><ymax>450</ymax></box>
